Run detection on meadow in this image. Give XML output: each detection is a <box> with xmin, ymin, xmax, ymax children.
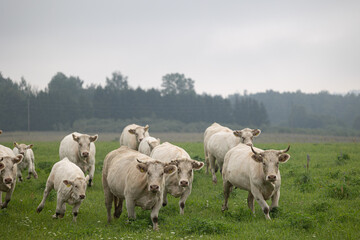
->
<box><xmin>1</xmin><ymin>140</ymin><xmax>360</xmax><ymax>239</ymax></box>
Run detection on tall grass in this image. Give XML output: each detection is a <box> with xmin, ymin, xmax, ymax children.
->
<box><xmin>0</xmin><ymin>141</ymin><xmax>359</xmax><ymax>239</ymax></box>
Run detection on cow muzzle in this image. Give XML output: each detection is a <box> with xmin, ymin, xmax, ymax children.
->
<box><xmin>82</xmin><ymin>152</ymin><xmax>89</xmax><ymax>158</ymax></box>
<box><xmin>4</xmin><ymin>178</ymin><xmax>13</xmax><ymax>184</ymax></box>
<box><xmin>267</xmin><ymin>175</ymin><xmax>277</xmax><ymax>182</ymax></box>
<box><xmin>246</xmin><ymin>143</ymin><xmax>253</xmax><ymax>147</ymax></box>
<box><xmin>149</xmin><ymin>184</ymin><xmax>160</xmax><ymax>193</ymax></box>
<box><xmin>180</xmin><ymin>180</ymin><xmax>189</xmax><ymax>187</ymax></box>
<box><xmin>79</xmin><ymin>194</ymin><xmax>86</xmax><ymax>200</ymax></box>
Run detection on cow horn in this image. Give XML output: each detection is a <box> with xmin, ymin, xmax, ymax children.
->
<box><xmin>279</xmin><ymin>145</ymin><xmax>290</xmax><ymax>153</ymax></box>
<box><xmin>251</xmin><ymin>146</ymin><xmax>259</xmax><ymax>155</ymax></box>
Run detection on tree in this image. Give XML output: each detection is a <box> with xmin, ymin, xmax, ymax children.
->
<box><xmin>105</xmin><ymin>71</ymin><xmax>129</xmax><ymax>90</ymax></box>
<box><xmin>161</xmin><ymin>73</ymin><xmax>195</xmax><ymax>95</ymax></box>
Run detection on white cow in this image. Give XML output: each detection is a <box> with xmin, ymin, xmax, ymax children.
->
<box><xmin>59</xmin><ymin>132</ymin><xmax>98</xmax><ymax>186</ymax></box>
<box><xmin>138</xmin><ymin>136</ymin><xmax>160</xmax><ymax>156</ymax></box>
<box><xmin>222</xmin><ymin>145</ymin><xmax>291</xmax><ymax>219</ymax></box>
<box><xmin>102</xmin><ymin>146</ymin><xmax>176</xmax><ymax>230</ymax></box>
<box><xmin>13</xmin><ymin>142</ymin><xmax>38</xmax><ymax>181</ymax></box>
<box><xmin>119</xmin><ymin>124</ymin><xmax>149</xmax><ymax>150</ymax></box>
<box><xmin>207</xmin><ymin>128</ymin><xmax>261</xmax><ymax>183</ymax></box>
<box><xmin>150</xmin><ymin>142</ymin><xmax>204</xmax><ymax>214</ymax></box>
<box><xmin>36</xmin><ymin>158</ymin><xmax>89</xmax><ymax>222</ymax></box>
<box><xmin>0</xmin><ymin>144</ymin><xmax>23</xmax><ymax>209</ymax></box>
<box><xmin>203</xmin><ymin>123</ymin><xmax>232</xmax><ymax>174</ymax></box>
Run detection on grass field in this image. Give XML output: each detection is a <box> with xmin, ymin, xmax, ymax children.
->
<box><xmin>1</xmin><ymin>140</ymin><xmax>360</xmax><ymax>239</ymax></box>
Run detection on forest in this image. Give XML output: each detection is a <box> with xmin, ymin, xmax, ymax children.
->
<box><xmin>1</xmin><ymin>71</ymin><xmax>360</xmax><ymax>135</ymax></box>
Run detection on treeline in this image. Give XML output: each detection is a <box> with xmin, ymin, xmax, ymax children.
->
<box><xmin>0</xmin><ymin>72</ymin><xmax>269</xmax><ymax>131</ymax></box>
<box><xmin>1</xmin><ymin>71</ymin><xmax>360</xmax><ymax>135</ymax></box>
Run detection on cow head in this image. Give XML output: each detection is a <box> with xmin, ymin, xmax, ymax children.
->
<box><xmin>0</xmin><ymin>154</ymin><xmax>23</xmax><ymax>187</ymax></box>
<box><xmin>136</xmin><ymin>159</ymin><xmax>176</xmax><ymax>193</ymax></box>
<box><xmin>233</xmin><ymin>128</ymin><xmax>261</xmax><ymax>146</ymax></box>
<box><xmin>251</xmin><ymin>146</ymin><xmax>290</xmax><ymax>182</ymax></box>
<box><xmin>72</xmin><ymin>133</ymin><xmax>98</xmax><ymax>161</ymax></box>
<box><xmin>129</xmin><ymin>125</ymin><xmax>149</xmax><ymax>144</ymax></box>
<box><xmin>63</xmin><ymin>175</ymin><xmax>89</xmax><ymax>201</ymax></box>
<box><xmin>169</xmin><ymin>158</ymin><xmax>204</xmax><ymax>187</ymax></box>
<box><xmin>148</xmin><ymin>138</ymin><xmax>160</xmax><ymax>152</ymax></box>
<box><xmin>13</xmin><ymin>142</ymin><xmax>33</xmax><ymax>156</ymax></box>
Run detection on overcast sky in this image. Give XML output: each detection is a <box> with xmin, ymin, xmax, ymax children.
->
<box><xmin>1</xmin><ymin>0</ymin><xmax>359</xmax><ymax>96</ymax></box>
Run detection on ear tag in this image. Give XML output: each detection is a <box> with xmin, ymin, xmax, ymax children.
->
<box><xmin>140</xmin><ymin>168</ymin><xmax>145</xmax><ymax>173</ymax></box>
<box><xmin>67</xmin><ymin>184</ymin><xmax>71</xmax><ymax>187</ymax></box>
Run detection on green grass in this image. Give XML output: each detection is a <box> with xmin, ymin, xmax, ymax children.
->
<box><xmin>1</xmin><ymin>141</ymin><xmax>360</xmax><ymax>239</ymax></box>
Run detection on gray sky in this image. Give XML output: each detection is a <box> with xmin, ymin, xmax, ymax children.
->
<box><xmin>1</xmin><ymin>0</ymin><xmax>359</xmax><ymax>96</ymax></box>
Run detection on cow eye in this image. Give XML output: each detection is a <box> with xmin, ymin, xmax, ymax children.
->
<box><xmin>178</xmin><ymin>168</ymin><xmax>181</xmax><ymax>173</ymax></box>
<box><xmin>188</xmin><ymin>170</ymin><xmax>192</xmax><ymax>175</ymax></box>
<box><xmin>79</xmin><ymin>143</ymin><xmax>83</xmax><ymax>147</ymax></box>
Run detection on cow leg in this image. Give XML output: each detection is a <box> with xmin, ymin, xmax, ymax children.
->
<box><xmin>126</xmin><ymin>198</ymin><xmax>136</xmax><ymax>219</ymax></box>
<box><xmin>179</xmin><ymin>188</ymin><xmax>191</xmax><ymax>215</ymax></box>
<box><xmin>270</xmin><ymin>189</ymin><xmax>280</xmax><ymax>211</ymax></box>
<box><xmin>0</xmin><ymin>192</ymin><xmax>2</xmax><ymax>206</ymax></box>
<box><xmin>114</xmin><ymin>197</ymin><xmax>123</xmax><ymax>218</ymax></box>
<box><xmin>151</xmin><ymin>198</ymin><xmax>163</xmax><ymax>231</ymax></box>
<box><xmin>17</xmin><ymin>168</ymin><xmax>23</xmax><ymax>182</ymax></box>
<box><xmin>247</xmin><ymin>192</ymin><xmax>255</xmax><ymax>214</ymax></box>
<box><xmin>251</xmin><ymin>187</ymin><xmax>271</xmax><ymax>220</ymax></box>
<box><xmin>37</xmin><ymin>181</ymin><xmax>53</xmax><ymax>213</ymax></box>
<box><xmin>104</xmin><ymin>190</ymin><xmax>114</xmax><ymax>223</ymax></box>
<box><xmin>1</xmin><ymin>184</ymin><xmax>16</xmax><ymax>208</ymax></box>
<box><xmin>209</xmin><ymin>154</ymin><xmax>218</xmax><ymax>184</ymax></box>
<box><xmin>88</xmin><ymin>163</ymin><xmax>95</xmax><ymax>186</ymax></box>
<box><xmin>162</xmin><ymin>191</ymin><xmax>168</xmax><ymax>207</ymax></box>
<box><xmin>72</xmin><ymin>202</ymin><xmax>82</xmax><ymax>222</ymax></box>
<box><xmin>222</xmin><ymin>180</ymin><xmax>233</xmax><ymax>211</ymax></box>
<box><xmin>53</xmin><ymin>196</ymin><xmax>66</xmax><ymax>219</ymax></box>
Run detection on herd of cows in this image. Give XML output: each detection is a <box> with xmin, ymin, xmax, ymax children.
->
<box><xmin>0</xmin><ymin>124</ymin><xmax>291</xmax><ymax>230</ymax></box>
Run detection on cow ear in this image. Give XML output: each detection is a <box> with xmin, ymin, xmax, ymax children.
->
<box><xmin>136</xmin><ymin>163</ymin><xmax>148</xmax><ymax>173</ymax></box>
<box><xmin>233</xmin><ymin>131</ymin><xmax>242</xmax><ymax>137</ymax></box>
<box><xmin>192</xmin><ymin>160</ymin><xmax>204</xmax><ymax>170</ymax></box>
<box><xmin>128</xmin><ymin>129</ymin><xmax>136</xmax><ymax>134</ymax></box>
<box><xmin>27</xmin><ymin>144</ymin><xmax>34</xmax><ymax>149</ymax></box>
<box><xmin>72</xmin><ymin>134</ymin><xmax>80</xmax><ymax>142</ymax></box>
<box><xmin>12</xmin><ymin>154</ymin><xmax>23</xmax><ymax>164</ymax></box>
<box><xmin>164</xmin><ymin>165</ymin><xmax>177</xmax><ymax>174</ymax></box>
<box><xmin>63</xmin><ymin>180</ymin><xmax>73</xmax><ymax>187</ymax></box>
<box><xmin>149</xmin><ymin>141</ymin><xmax>158</xmax><ymax>151</ymax></box>
<box><xmin>0</xmin><ymin>162</ymin><xmax>4</xmax><ymax>170</ymax></box>
<box><xmin>13</xmin><ymin>142</ymin><xmax>19</xmax><ymax>148</ymax></box>
<box><xmin>251</xmin><ymin>154</ymin><xmax>263</xmax><ymax>163</ymax></box>
<box><xmin>252</xmin><ymin>129</ymin><xmax>261</xmax><ymax>137</ymax></box>
<box><xmin>89</xmin><ymin>134</ymin><xmax>98</xmax><ymax>142</ymax></box>
<box><xmin>144</xmin><ymin>125</ymin><xmax>149</xmax><ymax>132</ymax></box>
<box><xmin>279</xmin><ymin>154</ymin><xmax>290</xmax><ymax>163</ymax></box>
<box><xmin>85</xmin><ymin>175</ymin><xmax>90</xmax><ymax>183</ymax></box>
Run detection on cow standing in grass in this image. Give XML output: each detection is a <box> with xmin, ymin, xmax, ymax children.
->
<box><xmin>102</xmin><ymin>146</ymin><xmax>176</xmax><ymax>230</ymax></box>
<box><xmin>138</xmin><ymin>136</ymin><xmax>160</xmax><ymax>156</ymax></box>
<box><xmin>150</xmin><ymin>142</ymin><xmax>204</xmax><ymax>214</ymax></box>
<box><xmin>0</xmin><ymin>144</ymin><xmax>23</xmax><ymax>209</ymax></box>
<box><xmin>207</xmin><ymin>128</ymin><xmax>261</xmax><ymax>183</ymax></box>
<box><xmin>36</xmin><ymin>158</ymin><xmax>89</xmax><ymax>222</ymax></box>
<box><xmin>222</xmin><ymin>144</ymin><xmax>290</xmax><ymax>220</ymax></box>
<box><xmin>13</xmin><ymin>142</ymin><xmax>38</xmax><ymax>181</ymax></box>
<box><xmin>203</xmin><ymin>123</ymin><xmax>232</xmax><ymax>174</ymax></box>
<box><xmin>59</xmin><ymin>132</ymin><xmax>98</xmax><ymax>186</ymax></box>
<box><xmin>119</xmin><ymin>124</ymin><xmax>149</xmax><ymax>150</ymax></box>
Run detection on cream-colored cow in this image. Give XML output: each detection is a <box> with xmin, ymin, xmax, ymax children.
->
<box><xmin>119</xmin><ymin>124</ymin><xmax>150</xmax><ymax>150</ymax></box>
<box><xmin>207</xmin><ymin>128</ymin><xmax>261</xmax><ymax>183</ymax></box>
<box><xmin>138</xmin><ymin>136</ymin><xmax>160</xmax><ymax>156</ymax></box>
<box><xmin>13</xmin><ymin>142</ymin><xmax>38</xmax><ymax>181</ymax></box>
<box><xmin>102</xmin><ymin>146</ymin><xmax>176</xmax><ymax>230</ymax></box>
<box><xmin>150</xmin><ymin>142</ymin><xmax>204</xmax><ymax>214</ymax></box>
<box><xmin>222</xmin><ymin>144</ymin><xmax>290</xmax><ymax>220</ymax></box>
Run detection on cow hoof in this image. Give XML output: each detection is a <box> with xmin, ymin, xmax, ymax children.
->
<box><xmin>162</xmin><ymin>202</ymin><xmax>167</xmax><ymax>207</ymax></box>
<box><xmin>221</xmin><ymin>205</ymin><xmax>228</xmax><ymax>212</ymax></box>
<box><xmin>36</xmin><ymin>207</ymin><xmax>43</xmax><ymax>213</ymax></box>
<box><xmin>27</xmin><ymin>176</ymin><xmax>31</xmax><ymax>180</ymax></box>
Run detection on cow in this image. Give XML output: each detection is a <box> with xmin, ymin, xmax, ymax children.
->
<box><xmin>59</xmin><ymin>132</ymin><xmax>98</xmax><ymax>186</ymax></box>
<box><xmin>203</xmin><ymin>123</ymin><xmax>232</xmax><ymax>174</ymax></box>
<box><xmin>207</xmin><ymin>128</ymin><xmax>261</xmax><ymax>183</ymax></box>
<box><xmin>102</xmin><ymin>146</ymin><xmax>176</xmax><ymax>230</ymax></box>
<box><xmin>13</xmin><ymin>142</ymin><xmax>38</xmax><ymax>181</ymax></box>
<box><xmin>0</xmin><ymin>144</ymin><xmax>23</xmax><ymax>209</ymax></box>
<box><xmin>119</xmin><ymin>124</ymin><xmax>149</xmax><ymax>150</ymax></box>
<box><xmin>36</xmin><ymin>158</ymin><xmax>89</xmax><ymax>222</ymax></box>
<box><xmin>150</xmin><ymin>142</ymin><xmax>204</xmax><ymax>214</ymax></box>
<box><xmin>222</xmin><ymin>144</ymin><xmax>291</xmax><ymax>220</ymax></box>
<box><xmin>138</xmin><ymin>136</ymin><xmax>160</xmax><ymax>156</ymax></box>
<box><xmin>0</xmin><ymin>130</ymin><xmax>2</xmax><ymax>134</ymax></box>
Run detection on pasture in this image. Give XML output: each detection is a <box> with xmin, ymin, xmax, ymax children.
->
<box><xmin>1</xmin><ymin>139</ymin><xmax>360</xmax><ymax>239</ymax></box>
